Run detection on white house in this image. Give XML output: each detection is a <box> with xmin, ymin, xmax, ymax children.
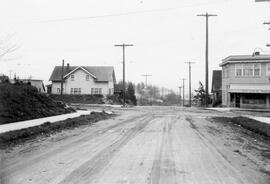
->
<box><xmin>49</xmin><ymin>64</ymin><xmax>116</xmax><ymax>95</ymax></box>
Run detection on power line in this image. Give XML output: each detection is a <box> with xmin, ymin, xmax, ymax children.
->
<box><xmin>17</xmin><ymin>1</ymin><xmax>228</xmax><ymax>24</ymax></box>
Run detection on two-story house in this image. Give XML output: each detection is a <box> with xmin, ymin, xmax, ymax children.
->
<box><xmin>49</xmin><ymin>64</ymin><xmax>116</xmax><ymax>95</ymax></box>
<box><xmin>220</xmin><ymin>52</ymin><xmax>270</xmax><ymax>109</ymax></box>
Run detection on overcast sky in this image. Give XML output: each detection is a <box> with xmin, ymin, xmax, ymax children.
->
<box><xmin>1</xmin><ymin>0</ymin><xmax>270</xmax><ymax>92</ymax></box>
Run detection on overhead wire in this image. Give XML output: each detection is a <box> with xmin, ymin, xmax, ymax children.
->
<box><xmin>16</xmin><ymin>1</ymin><xmax>231</xmax><ymax>24</ymax></box>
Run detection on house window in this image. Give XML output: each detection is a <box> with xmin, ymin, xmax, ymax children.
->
<box><xmin>243</xmin><ymin>63</ymin><xmax>253</xmax><ymax>76</ymax></box>
<box><xmin>71</xmin><ymin>74</ymin><xmax>75</xmax><ymax>81</ymax></box>
<box><xmin>86</xmin><ymin>74</ymin><xmax>90</xmax><ymax>81</ymax></box>
<box><xmin>235</xmin><ymin>64</ymin><xmax>242</xmax><ymax>76</ymax></box>
<box><xmin>254</xmin><ymin>63</ymin><xmax>261</xmax><ymax>76</ymax></box>
<box><xmin>70</xmin><ymin>88</ymin><xmax>74</xmax><ymax>94</ymax></box>
<box><xmin>91</xmin><ymin>88</ymin><xmax>102</xmax><ymax>95</ymax></box>
<box><xmin>73</xmin><ymin>88</ymin><xmax>81</xmax><ymax>95</ymax></box>
<box><xmin>57</xmin><ymin>88</ymin><xmax>60</xmax><ymax>93</ymax></box>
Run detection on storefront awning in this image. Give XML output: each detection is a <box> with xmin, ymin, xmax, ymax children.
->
<box><xmin>228</xmin><ymin>84</ymin><xmax>270</xmax><ymax>93</ymax></box>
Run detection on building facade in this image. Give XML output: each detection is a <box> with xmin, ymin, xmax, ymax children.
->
<box><xmin>220</xmin><ymin>53</ymin><xmax>270</xmax><ymax>109</ymax></box>
<box><xmin>49</xmin><ymin>65</ymin><xmax>116</xmax><ymax>95</ymax></box>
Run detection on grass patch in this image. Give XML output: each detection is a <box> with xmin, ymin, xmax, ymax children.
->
<box><xmin>212</xmin><ymin>116</ymin><xmax>270</xmax><ymax>138</ymax></box>
<box><xmin>0</xmin><ymin>111</ymin><xmax>114</xmax><ymax>149</ymax></box>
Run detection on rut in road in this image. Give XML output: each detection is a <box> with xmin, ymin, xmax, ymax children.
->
<box><xmin>150</xmin><ymin>115</ymin><xmax>178</xmax><ymax>184</ymax></box>
<box><xmin>1</xmin><ymin>108</ymin><xmax>268</xmax><ymax>184</ymax></box>
<box><xmin>1</xmin><ymin>112</ymin><xmax>152</xmax><ymax>184</ymax></box>
<box><xmin>1</xmin><ymin>113</ymin><xmax>147</xmax><ymax>176</ymax></box>
<box><xmin>57</xmin><ymin>114</ymin><xmax>154</xmax><ymax>184</ymax></box>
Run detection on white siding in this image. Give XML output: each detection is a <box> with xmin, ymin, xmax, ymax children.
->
<box><xmin>51</xmin><ymin>69</ymin><xmax>113</xmax><ymax>95</ymax></box>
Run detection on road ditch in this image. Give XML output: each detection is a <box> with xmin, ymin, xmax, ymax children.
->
<box><xmin>0</xmin><ymin>111</ymin><xmax>115</xmax><ymax>149</ymax></box>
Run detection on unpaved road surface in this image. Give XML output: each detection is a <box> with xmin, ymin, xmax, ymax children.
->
<box><xmin>1</xmin><ymin>106</ymin><xmax>270</xmax><ymax>184</ymax></box>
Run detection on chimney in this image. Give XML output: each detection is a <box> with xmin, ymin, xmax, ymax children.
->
<box><xmin>66</xmin><ymin>63</ymin><xmax>70</xmax><ymax>72</ymax></box>
<box><xmin>253</xmin><ymin>51</ymin><xmax>260</xmax><ymax>56</ymax></box>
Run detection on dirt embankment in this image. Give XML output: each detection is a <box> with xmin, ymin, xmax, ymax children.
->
<box><xmin>0</xmin><ymin>83</ymin><xmax>75</xmax><ymax>124</ymax></box>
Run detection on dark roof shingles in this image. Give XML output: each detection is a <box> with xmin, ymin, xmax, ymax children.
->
<box><xmin>49</xmin><ymin>66</ymin><xmax>115</xmax><ymax>82</ymax></box>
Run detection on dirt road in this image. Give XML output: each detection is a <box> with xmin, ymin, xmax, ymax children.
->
<box><xmin>1</xmin><ymin>107</ymin><xmax>269</xmax><ymax>184</ymax></box>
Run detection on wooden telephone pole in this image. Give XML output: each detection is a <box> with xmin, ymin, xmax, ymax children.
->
<box><xmin>142</xmin><ymin>74</ymin><xmax>152</xmax><ymax>87</ymax></box>
<box><xmin>114</xmin><ymin>44</ymin><xmax>134</xmax><ymax>106</ymax></box>
<box><xmin>197</xmin><ymin>13</ymin><xmax>217</xmax><ymax>106</ymax></box>
<box><xmin>178</xmin><ymin>86</ymin><xmax>182</xmax><ymax>106</ymax></box>
<box><xmin>181</xmin><ymin>78</ymin><xmax>186</xmax><ymax>106</ymax></box>
<box><xmin>185</xmin><ymin>61</ymin><xmax>195</xmax><ymax>107</ymax></box>
<box><xmin>60</xmin><ymin>59</ymin><xmax>65</xmax><ymax>99</ymax></box>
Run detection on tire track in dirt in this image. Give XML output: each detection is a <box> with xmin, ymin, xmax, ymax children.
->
<box><xmin>149</xmin><ymin>115</ymin><xmax>178</xmax><ymax>184</ymax></box>
<box><xmin>185</xmin><ymin>115</ymin><xmax>249</xmax><ymax>184</ymax></box>
<box><xmin>57</xmin><ymin>114</ymin><xmax>154</xmax><ymax>184</ymax></box>
<box><xmin>1</xmin><ymin>112</ymin><xmax>149</xmax><ymax>183</ymax></box>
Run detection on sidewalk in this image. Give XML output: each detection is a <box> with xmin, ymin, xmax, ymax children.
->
<box><xmin>0</xmin><ymin>110</ymin><xmax>91</xmax><ymax>134</ymax></box>
<box><xmin>246</xmin><ymin>116</ymin><xmax>270</xmax><ymax>125</ymax></box>
<box><xmin>206</xmin><ymin>107</ymin><xmax>270</xmax><ymax>125</ymax></box>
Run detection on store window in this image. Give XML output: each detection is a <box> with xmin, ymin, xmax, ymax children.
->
<box><xmin>242</xmin><ymin>94</ymin><xmax>266</xmax><ymax>104</ymax></box>
<box><xmin>267</xmin><ymin>64</ymin><xmax>270</xmax><ymax>76</ymax></box>
<box><xmin>254</xmin><ymin>63</ymin><xmax>261</xmax><ymax>76</ymax></box>
<box><xmin>235</xmin><ymin>64</ymin><xmax>242</xmax><ymax>76</ymax></box>
<box><xmin>243</xmin><ymin>64</ymin><xmax>253</xmax><ymax>76</ymax></box>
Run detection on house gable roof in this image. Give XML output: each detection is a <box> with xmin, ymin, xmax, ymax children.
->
<box><xmin>49</xmin><ymin>66</ymin><xmax>116</xmax><ymax>83</ymax></box>
<box><xmin>63</xmin><ymin>66</ymin><xmax>97</xmax><ymax>79</ymax></box>
<box><xmin>212</xmin><ymin>70</ymin><xmax>222</xmax><ymax>92</ymax></box>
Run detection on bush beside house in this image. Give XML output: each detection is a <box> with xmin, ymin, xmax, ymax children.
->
<box><xmin>49</xmin><ymin>94</ymin><xmax>104</xmax><ymax>104</ymax></box>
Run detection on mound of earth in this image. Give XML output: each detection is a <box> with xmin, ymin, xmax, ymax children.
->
<box><xmin>0</xmin><ymin>83</ymin><xmax>75</xmax><ymax>124</ymax></box>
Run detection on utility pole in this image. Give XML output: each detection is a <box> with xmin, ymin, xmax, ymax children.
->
<box><xmin>60</xmin><ymin>59</ymin><xmax>65</xmax><ymax>99</ymax></box>
<box><xmin>8</xmin><ymin>70</ymin><xmax>12</xmax><ymax>79</ymax></box>
<box><xmin>197</xmin><ymin>13</ymin><xmax>217</xmax><ymax>107</ymax></box>
<box><xmin>114</xmin><ymin>43</ymin><xmax>134</xmax><ymax>107</ymax></box>
<box><xmin>185</xmin><ymin>61</ymin><xmax>195</xmax><ymax>107</ymax></box>
<box><xmin>181</xmin><ymin>78</ymin><xmax>186</xmax><ymax>106</ymax></box>
<box><xmin>142</xmin><ymin>74</ymin><xmax>152</xmax><ymax>87</ymax></box>
<box><xmin>178</xmin><ymin>86</ymin><xmax>182</xmax><ymax>106</ymax></box>
<box><xmin>263</xmin><ymin>22</ymin><xmax>270</xmax><ymax>46</ymax></box>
